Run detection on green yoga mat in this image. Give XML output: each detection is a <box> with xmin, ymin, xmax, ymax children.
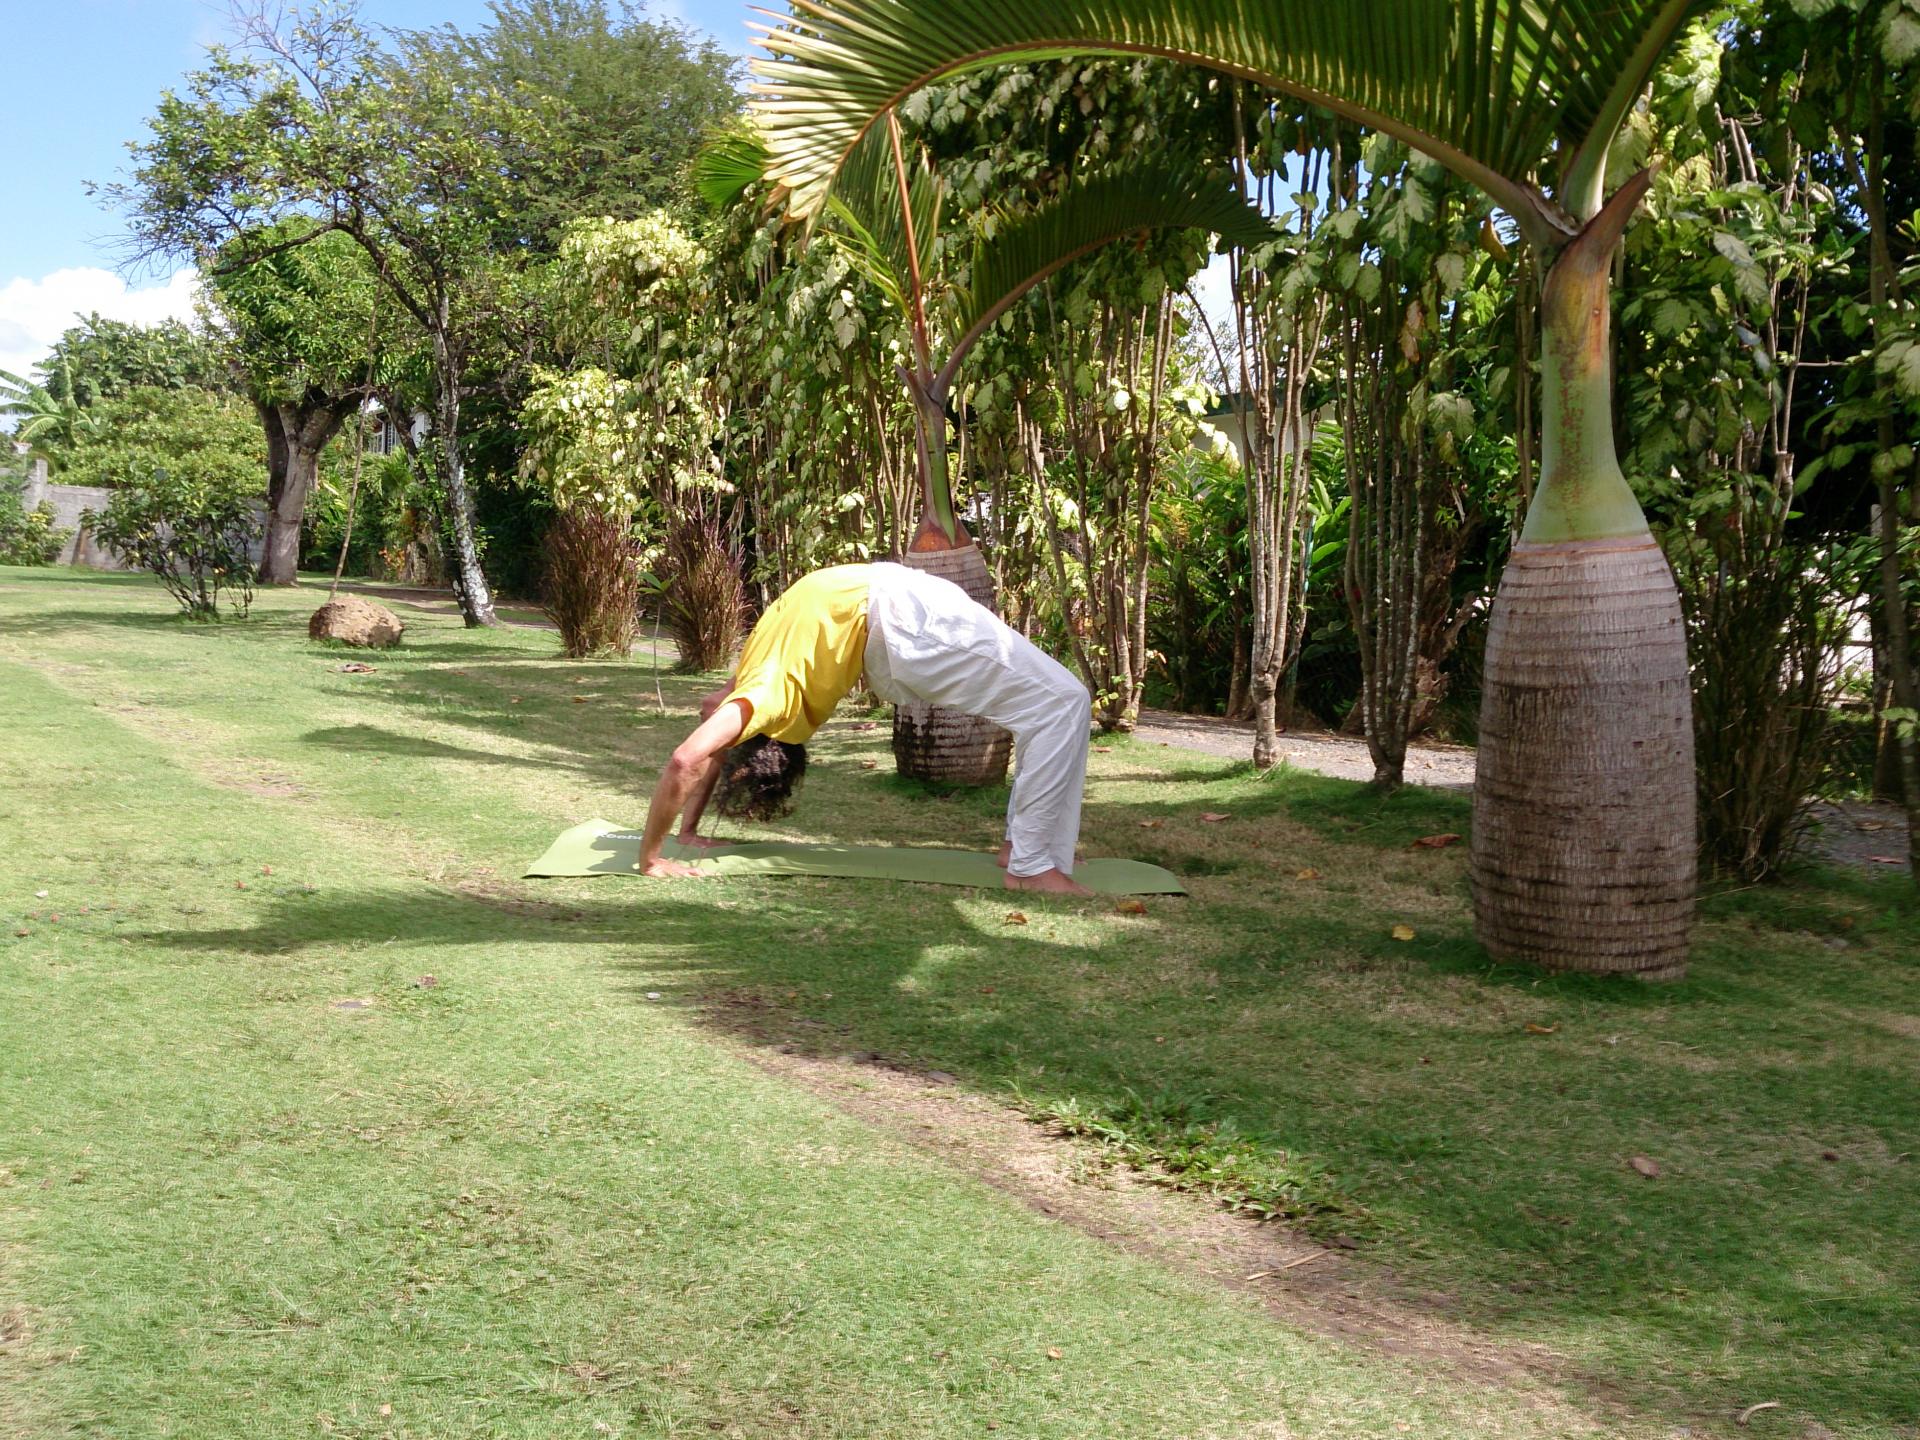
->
<box><xmin>525</xmin><ymin>819</ymin><xmax>1186</xmax><ymax>896</ymax></box>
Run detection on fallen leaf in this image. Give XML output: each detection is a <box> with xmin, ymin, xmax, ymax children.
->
<box><xmin>1094</xmin><ymin>745</ymin><xmax>1112</xmax><ymax>753</ymax></box>
<box><xmin>260</xmin><ymin>865</ymin><xmax>273</xmax><ymax>876</ymax></box>
<box><xmin>1137</xmin><ymin>818</ymin><xmax>1164</xmax><ymax>829</ymax></box>
<box><xmin>1629</xmin><ymin>1155</ymin><xmax>1661</xmax><ymax>1179</ymax></box>
<box><xmin>1838</xmin><ymin>916</ymin><xmax>1855</xmax><ymax>931</ymax></box>
<box><xmin>235</xmin><ymin>881</ymin><xmax>247</xmax><ymax>891</ymax></box>
<box><xmin>336</xmin><ymin>662</ymin><xmax>376</xmax><ymax>674</ymax></box>
<box><xmin>413</xmin><ymin>975</ymin><xmax>438</xmax><ymax>989</ymax></box>
<box><xmin>1004</xmin><ymin>912</ymin><xmax>1029</xmax><ymax>925</ymax></box>
<box><xmin>379</xmin><ymin>1405</ymin><xmax>393</xmax><ymax>1419</ymax></box>
<box><xmin>1200</xmin><ymin>811</ymin><xmax>1230</xmax><ymax>823</ymax></box>
<box><xmin>1870</xmin><ymin>855</ymin><xmax>1904</xmax><ymax>865</ymax></box>
<box><xmin>1857</xmin><ymin>819</ymin><xmax>1886</xmax><ymax>832</ymax></box>
<box><xmin>978</xmin><ymin>986</ymin><xmax>995</xmax><ymax>995</ymax></box>
<box><xmin>1524</xmin><ymin>1022</ymin><xmax>1559</xmax><ymax>1035</ymax></box>
<box><xmin>12</xmin><ymin>930</ymin><xmax>28</xmax><ymax>938</ymax></box>
<box><xmin>1294</xmin><ymin>867</ymin><xmax>1322</xmax><ymax>881</ymax></box>
<box><xmin>1115</xmin><ymin>898</ymin><xmax>1149</xmax><ymax>916</ymax></box>
<box><xmin>1390</xmin><ymin>923</ymin><xmax>1416</xmax><ymax>941</ymax></box>
<box><xmin>1045</xmin><ymin>1347</ymin><xmax>1062</xmax><ymax>1361</ymax></box>
<box><xmin>1734</xmin><ymin>1401</ymin><xmax>1780</xmax><ymax>1427</ymax></box>
<box><xmin>1410</xmin><ymin>832</ymin><xmax>1462</xmax><ymax>850</ymax></box>
<box><xmin>1820</xmin><ymin>1149</ymin><xmax>1839</xmax><ymax>1162</ymax></box>
<box><xmin>572</xmin><ymin>695</ymin><xmax>590</xmax><ymax>704</ymax></box>
<box><xmin>509</xmin><ymin>696</ymin><xmax>522</xmax><ymax>704</ymax></box>
<box><xmin>1330</xmin><ymin>1234</ymin><xmax>1360</xmax><ymax>1250</ymax></box>
<box><xmin>33</xmin><ymin>890</ymin><xmax>47</xmax><ymax>899</ymax></box>
<box><xmin>851</xmin><ymin>720</ymin><xmax>877</xmax><ymax>732</ymax></box>
<box><xmin>860</xmin><ymin>759</ymin><xmax>879</xmax><ymax>770</ymax></box>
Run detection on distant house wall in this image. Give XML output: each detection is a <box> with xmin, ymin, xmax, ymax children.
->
<box><xmin>20</xmin><ymin>457</ymin><xmax>267</xmax><ymax>571</ymax></box>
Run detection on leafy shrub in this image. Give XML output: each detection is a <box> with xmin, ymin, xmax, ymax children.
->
<box><xmin>542</xmin><ymin>508</ymin><xmax>643</xmax><ymax>657</ymax></box>
<box><xmin>86</xmin><ymin>466</ymin><xmax>262</xmax><ymax>620</ymax></box>
<box><xmin>1674</xmin><ymin>530</ymin><xmax>1856</xmax><ymax>880</ymax></box>
<box><xmin>0</xmin><ymin>493</ymin><xmax>67</xmax><ymax>566</ymax></box>
<box><xmin>658</xmin><ymin>500</ymin><xmax>744</xmax><ymax>673</ymax></box>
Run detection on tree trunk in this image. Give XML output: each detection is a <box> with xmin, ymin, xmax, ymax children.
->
<box><xmin>259</xmin><ymin>400</ymin><xmax>351</xmax><ymax>586</ymax></box>
<box><xmin>1858</xmin><ymin>62</ymin><xmax>1920</xmax><ymax>881</ymax></box>
<box><xmin>889</xmin><ymin>379</ymin><xmax>1011</xmax><ymax>786</ymax></box>
<box><xmin>1470</xmin><ymin>176</ymin><xmax>1695</xmax><ymax>980</ymax></box>
<box><xmin>430</xmin><ymin>330</ymin><xmax>497</xmax><ymax>629</ymax></box>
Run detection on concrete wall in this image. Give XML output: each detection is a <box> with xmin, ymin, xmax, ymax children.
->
<box><xmin>20</xmin><ymin>459</ymin><xmax>130</xmax><ymax>569</ymax></box>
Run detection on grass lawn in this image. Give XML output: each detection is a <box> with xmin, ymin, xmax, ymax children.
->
<box><xmin>1</xmin><ymin>565</ymin><xmax>1914</xmax><ymax>1439</ymax></box>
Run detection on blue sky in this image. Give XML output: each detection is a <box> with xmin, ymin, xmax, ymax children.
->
<box><xmin>0</xmin><ymin>0</ymin><xmax>756</xmax><ymax>377</ymax></box>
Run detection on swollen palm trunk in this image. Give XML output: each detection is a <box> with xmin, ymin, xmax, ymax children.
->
<box><xmin>891</xmin><ymin>540</ymin><xmax>1013</xmax><ymax>786</ymax></box>
<box><xmin>1470</xmin><ymin>538</ymin><xmax>1694</xmax><ymax>978</ymax></box>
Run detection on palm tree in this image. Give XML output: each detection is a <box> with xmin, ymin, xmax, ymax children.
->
<box><xmin>0</xmin><ymin>360</ymin><xmax>101</xmax><ymax>463</ymax></box>
<box><xmin>702</xmin><ymin>122</ymin><xmax>1269</xmax><ymax>782</ymax></box>
<box><xmin>749</xmin><ymin>0</ymin><xmax>1702</xmax><ymax>977</ymax></box>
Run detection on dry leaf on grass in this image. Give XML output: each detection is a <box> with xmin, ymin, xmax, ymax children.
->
<box><xmin>1115</xmin><ymin>898</ymin><xmax>1149</xmax><ymax>916</ymax></box>
<box><xmin>1410</xmin><ymin>832</ymin><xmax>1462</xmax><ymax>849</ymax></box>
<box><xmin>1629</xmin><ymin>1155</ymin><xmax>1661</xmax><ymax>1179</ymax></box>
<box><xmin>1003</xmin><ymin>912</ymin><xmax>1029</xmax><ymax>926</ymax></box>
<box><xmin>1870</xmin><ymin>855</ymin><xmax>1904</xmax><ymax>865</ymax></box>
<box><xmin>859</xmin><ymin>759</ymin><xmax>878</xmax><ymax>770</ymax></box>
<box><xmin>1045</xmin><ymin>1347</ymin><xmax>1062</xmax><ymax>1361</ymax></box>
<box><xmin>1390</xmin><ymin>924</ymin><xmax>1416</xmax><ymax>941</ymax></box>
<box><xmin>336</xmin><ymin>662</ymin><xmax>376</xmax><ymax>674</ymax></box>
<box><xmin>1138</xmin><ymin>818</ymin><xmax>1165</xmax><ymax>829</ymax></box>
<box><xmin>1524</xmin><ymin>1023</ymin><xmax>1559</xmax><ymax>1035</ymax></box>
<box><xmin>1094</xmin><ymin>745</ymin><xmax>1112</xmax><ymax>752</ymax></box>
<box><xmin>572</xmin><ymin>696</ymin><xmax>590</xmax><ymax>704</ymax></box>
<box><xmin>1200</xmin><ymin>812</ymin><xmax>1230</xmax><ymax>823</ymax></box>
<box><xmin>1294</xmin><ymin>867</ymin><xmax>1322</xmax><ymax>881</ymax></box>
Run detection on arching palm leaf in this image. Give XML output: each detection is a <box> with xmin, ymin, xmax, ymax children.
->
<box><xmin>750</xmin><ymin>0</ymin><xmax>1700</xmax><ymax>241</ymax></box>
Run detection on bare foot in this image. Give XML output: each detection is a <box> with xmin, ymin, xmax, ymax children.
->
<box><xmin>1004</xmin><ymin>868</ymin><xmax>1092</xmax><ymax>897</ymax></box>
<box><xmin>674</xmin><ymin>833</ymin><xmax>726</xmax><ymax>851</ymax></box>
<box><xmin>996</xmin><ymin>840</ymin><xmax>1011</xmax><ymax>869</ymax></box>
<box><xmin>641</xmin><ymin>857</ymin><xmax>710</xmax><ymax>879</ymax></box>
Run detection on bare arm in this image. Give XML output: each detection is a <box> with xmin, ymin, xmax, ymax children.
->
<box><xmin>639</xmin><ymin>699</ymin><xmax>749</xmax><ymax>878</ymax></box>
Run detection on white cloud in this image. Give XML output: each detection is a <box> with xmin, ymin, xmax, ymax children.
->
<box><xmin>0</xmin><ymin>267</ymin><xmax>203</xmax><ymax>384</ymax></box>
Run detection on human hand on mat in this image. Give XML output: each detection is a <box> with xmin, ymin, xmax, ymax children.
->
<box><xmin>640</xmin><ymin>856</ymin><xmax>710</xmax><ymax>879</ymax></box>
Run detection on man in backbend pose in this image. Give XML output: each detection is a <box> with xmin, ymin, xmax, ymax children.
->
<box><xmin>636</xmin><ymin>562</ymin><xmax>1094</xmax><ymax>896</ymax></box>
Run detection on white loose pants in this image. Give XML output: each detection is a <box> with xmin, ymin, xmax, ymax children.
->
<box><xmin>864</xmin><ymin>562</ymin><xmax>1092</xmax><ymax>877</ymax></box>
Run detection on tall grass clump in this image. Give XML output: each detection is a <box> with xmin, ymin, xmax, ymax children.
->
<box><xmin>659</xmin><ymin>500</ymin><xmax>744</xmax><ymax>673</ymax></box>
<box><xmin>542</xmin><ymin>508</ymin><xmax>643</xmax><ymax>658</ymax></box>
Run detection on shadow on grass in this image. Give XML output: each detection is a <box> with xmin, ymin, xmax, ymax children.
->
<box><xmin>129</xmin><ymin>845</ymin><xmax>1920</xmax><ymax>1432</ymax></box>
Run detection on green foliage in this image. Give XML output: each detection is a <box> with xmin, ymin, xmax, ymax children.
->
<box><xmin>59</xmin><ymin>387</ymin><xmax>265</xmax><ymax>494</ymax></box>
<box><xmin>0</xmin><ymin>494</ymin><xmax>67</xmax><ymax>567</ymax></box>
<box><xmin>0</xmin><ymin>363</ymin><xmax>104</xmax><ymax>465</ymax></box>
<box><xmin>208</xmin><ymin>224</ymin><xmax>389</xmax><ymax>408</ymax></box>
<box><xmin>38</xmin><ymin>313</ymin><xmax>227</xmax><ymax>407</ymax></box>
<box><xmin>84</xmin><ymin>464</ymin><xmax>262</xmax><ymax>620</ymax></box>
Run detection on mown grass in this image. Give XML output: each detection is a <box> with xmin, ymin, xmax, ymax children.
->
<box><xmin>0</xmin><ymin>565</ymin><xmax>1914</xmax><ymax>1439</ymax></box>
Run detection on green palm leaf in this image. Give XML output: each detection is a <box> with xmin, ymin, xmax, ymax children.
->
<box><xmin>750</xmin><ymin>0</ymin><xmax>1700</xmax><ymax>242</ymax></box>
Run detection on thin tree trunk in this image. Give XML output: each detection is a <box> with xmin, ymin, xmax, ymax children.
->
<box><xmin>257</xmin><ymin>402</ymin><xmax>295</xmax><ymax>584</ymax></box>
<box><xmin>1857</xmin><ymin>60</ymin><xmax>1920</xmax><ymax>879</ymax></box>
<box><xmin>430</xmin><ymin>326</ymin><xmax>497</xmax><ymax>629</ymax></box>
<box><xmin>1470</xmin><ymin>173</ymin><xmax>1695</xmax><ymax>980</ymax></box>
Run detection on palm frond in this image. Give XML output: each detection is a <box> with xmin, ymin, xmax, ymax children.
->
<box><xmin>691</xmin><ymin>124</ymin><xmax>773</xmax><ymax>210</ymax></box>
<box><xmin>750</xmin><ymin>0</ymin><xmax>1702</xmax><ymax>242</ymax></box>
<box><xmin>938</xmin><ymin>163</ymin><xmax>1270</xmax><ymax>389</ymax></box>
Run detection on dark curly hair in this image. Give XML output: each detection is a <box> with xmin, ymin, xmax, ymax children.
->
<box><xmin>714</xmin><ymin>736</ymin><xmax>809</xmax><ymax>820</ymax></box>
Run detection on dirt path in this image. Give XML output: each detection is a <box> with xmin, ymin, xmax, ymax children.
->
<box><xmin>1133</xmin><ymin>708</ymin><xmax>1908</xmax><ymax>875</ymax></box>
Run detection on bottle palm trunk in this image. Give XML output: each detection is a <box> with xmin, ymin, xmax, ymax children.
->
<box><xmin>891</xmin><ymin>383</ymin><xmax>1014</xmax><ymax>785</ymax></box>
<box><xmin>1470</xmin><ymin>178</ymin><xmax>1695</xmax><ymax>979</ymax></box>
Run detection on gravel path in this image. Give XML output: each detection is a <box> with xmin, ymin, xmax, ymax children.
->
<box><xmin>1133</xmin><ymin>707</ymin><xmax>1909</xmax><ymax>875</ymax></box>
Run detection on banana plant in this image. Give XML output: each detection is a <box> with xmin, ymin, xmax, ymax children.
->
<box><xmin>747</xmin><ymin>0</ymin><xmax>1706</xmax><ymax>977</ymax></box>
<box><xmin>701</xmin><ymin>120</ymin><xmax>1270</xmax><ymax>552</ymax></box>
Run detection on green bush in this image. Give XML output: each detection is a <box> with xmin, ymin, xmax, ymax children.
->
<box><xmin>86</xmin><ymin>467</ymin><xmax>261</xmax><ymax>620</ymax></box>
<box><xmin>0</xmin><ymin>493</ymin><xmax>67</xmax><ymax>566</ymax></box>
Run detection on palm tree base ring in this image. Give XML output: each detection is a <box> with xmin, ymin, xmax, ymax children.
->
<box><xmin>1470</xmin><ymin>536</ymin><xmax>1695</xmax><ymax>979</ymax></box>
<box><xmin>891</xmin><ymin>542</ymin><xmax>1014</xmax><ymax>787</ymax></box>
